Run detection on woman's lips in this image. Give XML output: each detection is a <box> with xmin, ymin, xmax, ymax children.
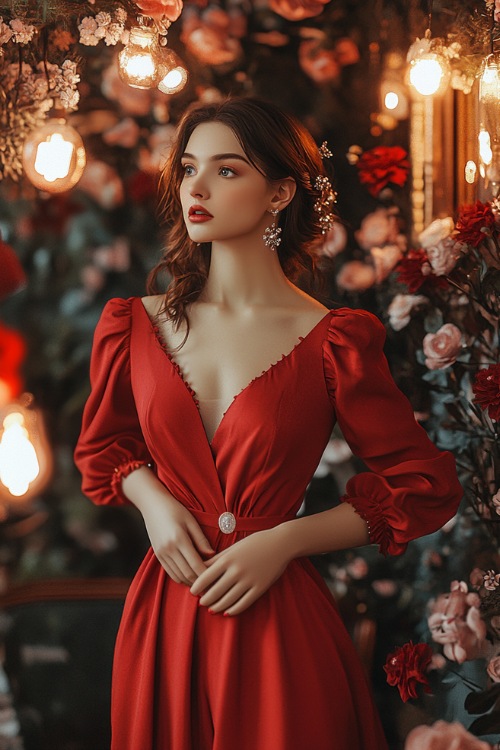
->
<box><xmin>188</xmin><ymin>205</ymin><xmax>213</xmax><ymax>222</ymax></box>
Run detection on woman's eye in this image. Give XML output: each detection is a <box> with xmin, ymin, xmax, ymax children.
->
<box><xmin>219</xmin><ymin>167</ymin><xmax>236</xmax><ymax>177</ymax></box>
<box><xmin>182</xmin><ymin>164</ymin><xmax>195</xmax><ymax>176</ymax></box>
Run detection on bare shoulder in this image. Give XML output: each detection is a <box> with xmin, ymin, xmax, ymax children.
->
<box><xmin>286</xmin><ymin>288</ymin><xmax>330</xmax><ymax>320</ymax></box>
<box><xmin>141</xmin><ymin>294</ymin><xmax>166</xmax><ymax>318</ymax></box>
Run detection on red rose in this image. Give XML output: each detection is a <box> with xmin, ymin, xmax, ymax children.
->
<box><xmin>134</xmin><ymin>0</ymin><xmax>183</xmax><ymax>22</ymax></box>
<box><xmin>356</xmin><ymin>146</ymin><xmax>410</xmax><ymax>198</ymax></box>
<box><xmin>396</xmin><ymin>249</ymin><xmax>448</xmax><ymax>293</ymax></box>
<box><xmin>455</xmin><ymin>200</ymin><xmax>497</xmax><ymax>248</ymax></box>
<box><xmin>0</xmin><ymin>321</ymin><xmax>26</xmax><ymax>404</ymax></box>
<box><xmin>472</xmin><ymin>364</ymin><xmax>500</xmax><ymax>422</ymax></box>
<box><xmin>384</xmin><ymin>641</ymin><xmax>433</xmax><ymax>702</ymax></box>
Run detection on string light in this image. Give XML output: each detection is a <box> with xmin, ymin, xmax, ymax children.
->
<box><xmin>478</xmin><ymin>53</ymin><xmax>500</xmax><ymax>194</ymax></box>
<box><xmin>157</xmin><ymin>46</ymin><xmax>188</xmax><ymax>94</ymax></box>
<box><xmin>408</xmin><ymin>52</ymin><xmax>450</xmax><ymax>97</ymax></box>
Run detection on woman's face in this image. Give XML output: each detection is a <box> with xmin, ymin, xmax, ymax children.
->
<box><xmin>179</xmin><ymin>122</ymin><xmax>276</xmax><ymax>246</ymax></box>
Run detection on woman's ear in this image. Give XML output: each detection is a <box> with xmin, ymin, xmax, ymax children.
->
<box><xmin>269</xmin><ymin>177</ymin><xmax>296</xmax><ymax>212</ymax></box>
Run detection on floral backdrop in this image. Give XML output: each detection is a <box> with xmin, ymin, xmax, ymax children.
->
<box><xmin>1</xmin><ymin>0</ymin><xmax>500</xmax><ymax>748</ymax></box>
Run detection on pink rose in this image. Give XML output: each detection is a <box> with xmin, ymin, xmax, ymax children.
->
<box><xmin>426</xmin><ymin>237</ymin><xmax>464</xmax><ymax>276</ymax></box>
<box><xmin>355</xmin><ymin>207</ymin><xmax>403</xmax><ymax>250</ymax></box>
<box><xmin>370</xmin><ymin>244</ymin><xmax>403</xmax><ymax>282</ymax></box>
<box><xmin>418</xmin><ymin>217</ymin><xmax>455</xmax><ymax>248</ymax></box>
<box><xmin>427</xmin><ymin>588</ymin><xmax>487</xmax><ymax>663</ymax></box>
<box><xmin>316</xmin><ymin>222</ymin><xmax>347</xmax><ymax>257</ymax></box>
<box><xmin>298</xmin><ymin>40</ymin><xmax>340</xmax><ymax>84</ymax></box>
<box><xmin>423</xmin><ymin>323</ymin><xmax>462</xmax><ymax>370</ymax></box>
<box><xmin>269</xmin><ymin>0</ymin><xmax>330</xmax><ymax>21</ymax></box>
<box><xmin>388</xmin><ymin>294</ymin><xmax>427</xmax><ymax>331</ymax></box>
<box><xmin>487</xmin><ymin>655</ymin><xmax>500</xmax><ymax>682</ymax></box>
<box><xmin>182</xmin><ymin>15</ymin><xmax>242</xmax><ymax>66</ymax></box>
<box><xmin>336</xmin><ymin>260</ymin><xmax>376</xmax><ymax>291</ymax></box>
<box><xmin>469</xmin><ymin>567</ymin><xmax>486</xmax><ymax>589</ymax></box>
<box><xmin>405</xmin><ymin>720</ymin><xmax>491</xmax><ymax>750</ymax></box>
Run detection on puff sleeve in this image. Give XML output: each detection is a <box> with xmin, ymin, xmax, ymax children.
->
<box><xmin>323</xmin><ymin>309</ymin><xmax>463</xmax><ymax>556</ymax></box>
<box><xmin>74</xmin><ymin>297</ymin><xmax>152</xmax><ymax>505</ymax></box>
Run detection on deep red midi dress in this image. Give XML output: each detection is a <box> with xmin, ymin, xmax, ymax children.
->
<box><xmin>74</xmin><ymin>296</ymin><xmax>462</xmax><ymax>750</ymax></box>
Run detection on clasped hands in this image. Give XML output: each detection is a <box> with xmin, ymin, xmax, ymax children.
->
<box><xmin>142</xmin><ymin>496</ymin><xmax>293</xmax><ymax>616</ymax></box>
<box><xmin>190</xmin><ymin>529</ymin><xmax>291</xmax><ymax>616</ymax></box>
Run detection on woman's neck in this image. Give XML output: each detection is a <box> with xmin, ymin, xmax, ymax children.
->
<box><xmin>200</xmin><ymin>238</ymin><xmax>294</xmax><ymax>311</ymax></box>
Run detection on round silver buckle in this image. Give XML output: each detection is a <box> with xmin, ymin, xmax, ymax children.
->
<box><xmin>218</xmin><ymin>511</ymin><xmax>236</xmax><ymax>534</ymax></box>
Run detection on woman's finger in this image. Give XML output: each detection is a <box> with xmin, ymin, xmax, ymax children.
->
<box><xmin>204</xmin><ymin>582</ymin><xmax>247</xmax><ymax>614</ymax></box>
<box><xmin>222</xmin><ymin>588</ymin><xmax>258</xmax><ymax>616</ymax></box>
<box><xmin>199</xmin><ymin>572</ymin><xmax>241</xmax><ymax>608</ymax></box>
<box><xmin>187</xmin><ymin>520</ymin><xmax>216</xmax><ymax>557</ymax></box>
<box><xmin>181</xmin><ymin>543</ymin><xmax>210</xmax><ymax>579</ymax></box>
<box><xmin>160</xmin><ymin>558</ymin><xmax>183</xmax><ymax>584</ymax></box>
<box><xmin>190</xmin><ymin>560</ymin><xmax>224</xmax><ymax>596</ymax></box>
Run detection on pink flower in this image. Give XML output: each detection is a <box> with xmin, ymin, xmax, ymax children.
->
<box><xmin>181</xmin><ymin>11</ymin><xmax>243</xmax><ymax>67</ymax></box>
<box><xmin>134</xmin><ymin>0</ymin><xmax>183</xmax><ymax>23</ymax></box>
<box><xmin>487</xmin><ymin>655</ymin><xmax>500</xmax><ymax>682</ymax></box>
<box><xmin>427</xmin><ymin>587</ymin><xmax>487</xmax><ymax>663</ymax></box>
<box><xmin>422</xmin><ymin>324</ymin><xmax>462</xmax><ymax>370</ymax></box>
<box><xmin>269</xmin><ymin>0</ymin><xmax>330</xmax><ymax>21</ymax></box>
<box><xmin>370</xmin><ymin>244</ymin><xmax>403</xmax><ymax>283</ymax></box>
<box><xmin>388</xmin><ymin>294</ymin><xmax>427</xmax><ymax>331</ymax></box>
<box><xmin>298</xmin><ymin>40</ymin><xmax>340</xmax><ymax>84</ymax></box>
<box><xmin>315</xmin><ymin>223</ymin><xmax>347</xmax><ymax>257</ymax></box>
<box><xmin>355</xmin><ymin>207</ymin><xmax>403</xmax><ymax>250</ymax></box>
<box><xmin>336</xmin><ymin>260</ymin><xmax>376</xmax><ymax>291</ymax></box>
<box><xmin>492</xmin><ymin>489</ymin><xmax>500</xmax><ymax>516</ymax></box>
<box><xmin>372</xmin><ymin>579</ymin><xmax>398</xmax><ymax>597</ymax></box>
<box><xmin>405</xmin><ymin>720</ymin><xmax>491</xmax><ymax>750</ymax></box>
<box><xmin>469</xmin><ymin>567</ymin><xmax>486</xmax><ymax>589</ymax></box>
<box><xmin>426</xmin><ymin>236</ymin><xmax>464</xmax><ymax>276</ymax></box>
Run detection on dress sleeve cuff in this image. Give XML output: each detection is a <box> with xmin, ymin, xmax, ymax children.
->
<box><xmin>111</xmin><ymin>459</ymin><xmax>150</xmax><ymax>504</ymax></box>
<box><xmin>340</xmin><ymin>493</ymin><xmax>406</xmax><ymax>557</ymax></box>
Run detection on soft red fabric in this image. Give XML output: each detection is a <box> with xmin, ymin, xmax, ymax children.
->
<box><xmin>74</xmin><ymin>297</ymin><xmax>463</xmax><ymax>750</ymax></box>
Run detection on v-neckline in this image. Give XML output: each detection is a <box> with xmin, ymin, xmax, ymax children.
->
<box><xmin>138</xmin><ymin>300</ymin><xmax>332</xmax><ymax>449</ymax></box>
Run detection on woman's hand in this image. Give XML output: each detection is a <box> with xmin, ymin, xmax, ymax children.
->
<box><xmin>141</xmin><ymin>497</ymin><xmax>216</xmax><ymax>585</ymax></box>
<box><xmin>190</xmin><ymin>527</ymin><xmax>292</xmax><ymax>616</ymax></box>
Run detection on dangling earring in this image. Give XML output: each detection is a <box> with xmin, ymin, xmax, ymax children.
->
<box><xmin>263</xmin><ymin>209</ymin><xmax>282</xmax><ymax>251</ymax></box>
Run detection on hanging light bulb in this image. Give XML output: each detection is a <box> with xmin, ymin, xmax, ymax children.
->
<box><xmin>0</xmin><ymin>394</ymin><xmax>52</xmax><ymax>505</ymax></box>
<box><xmin>118</xmin><ymin>26</ymin><xmax>162</xmax><ymax>89</ymax></box>
<box><xmin>157</xmin><ymin>46</ymin><xmax>188</xmax><ymax>95</ymax></box>
<box><xmin>22</xmin><ymin>118</ymin><xmax>86</xmax><ymax>193</ymax></box>
<box><xmin>478</xmin><ymin>53</ymin><xmax>500</xmax><ymax>195</ymax></box>
<box><xmin>408</xmin><ymin>52</ymin><xmax>450</xmax><ymax>96</ymax></box>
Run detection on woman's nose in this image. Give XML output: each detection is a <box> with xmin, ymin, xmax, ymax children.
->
<box><xmin>189</xmin><ymin>174</ymin><xmax>209</xmax><ymax>199</ymax></box>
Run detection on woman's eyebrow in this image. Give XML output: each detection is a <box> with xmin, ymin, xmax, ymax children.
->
<box><xmin>182</xmin><ymin>152</ymin><xmax>251</xmax><ymax>164</ymax></box>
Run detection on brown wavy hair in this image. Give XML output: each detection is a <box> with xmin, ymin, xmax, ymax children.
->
<box><xmin>147</xmin><ymin>96</ymin><xmax>332</xmax><ymax>335</ymax></box>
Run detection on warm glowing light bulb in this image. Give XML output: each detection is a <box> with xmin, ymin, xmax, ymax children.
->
<box><xmin>384</xmin><ymin>91</ymin><xmax>399</xmax><ymax>110</ymax></box>
<box><xmin>0</xmin><ymin>413</ymin><xmax>39</xmax><ymax>497</ymax></box>
<box><xmin>157</xmin><ymin>47</ymin><xmax>188</xmax><ymax>95</ymax></box>
<box><xmin>409</xmin><ymin>54</ymin><xmax>450</xmax><ymax>96</ymax></box>
<box><xmin>118</xmin><ymin>27</ymin><xmax>161</xmax><ymax>89</ymax></box>
<box><xmin>23</xmin><ymin>119</ymin><xmax>86</xmax><ymax>193</ymax></box>
<box><xmin>479</xmin><ymin>129</ymin><xmax>493</xmax><ymax>166</ymax></box>
<box><xmin>480</xmin><ymin>55</ymin><xmax>500</xmax><ymax>101</ymax></box>
<box><xmin>465</xmin><ymin>160</ymin><xmax>477</xmax><ymax>184</ymax></box>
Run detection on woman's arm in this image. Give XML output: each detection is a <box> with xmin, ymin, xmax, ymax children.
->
<box><xmin>122</xmin><ymin>466</ymin><xmax>215</xmax><ymax>585</ymax></box>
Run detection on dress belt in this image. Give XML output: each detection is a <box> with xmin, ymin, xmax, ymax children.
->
<box><xmin>189</xmin><ymin>508</ymin><xmax>296</xmax><ymax>534</ymax></box>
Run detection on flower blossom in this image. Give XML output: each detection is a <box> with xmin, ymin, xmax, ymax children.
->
<box><xmin>336</xmin><ymin>260</ymin><xmax>376</xmax><ymax>291</ymax></box>
<box><xmin>427</xmin><ymin>585</ymin><xmax>487</xmax><ymax>663</ymax></box>
<box><xmin>356</xmin><ymin>146</ymin><xmax>410</xmax><ymax>198</ymax></box>
<box><xmin>9</xmin><ymin>18</ymin><xmax>36</xmax><ymax>44</ymax></box>
<box><xmin>396</xmin><ymin>248</ymin><xmax>445</xmax><ymax>293</ymax></box>
<box><xmin>387</xmin><ymin>294</ymin><xmax>427</xmax><ymax>331</ymax></box>
<box><xmin>370</xmin><ymin>244</ymin><xmax>403</xmax><ymax>283</ymax></box>
<box><xmin>78</xmin><ymin>16</ymin><xmax>100</xmax><ymax>46</ymax></box>
<box><xmin>134</xmin><ymin>0</ymin><xmax>183</xmax><ymax>22</ymax></box>
<box><xmin>355</xmin><ymin>207</ymin><xmax>405</xmax><ymax>251</ymax></box>
<box><xmin>405</xmin><ymin>720</ymin><xmax>491</xmax><ymax>750</ymax></box>
<box><xmin>384</xmin><ymin>641</ymin><xmax>433</xmax><ymax>702</ymax></box>
<box><xmin>472</xmin><ymin>364</ymin><xmax>500</xmax><ymax>422</ymax></box>
<box><xmin>418</xmin><ymin>217</ymin><xmax>455</xmax><ymax>248</ymax></box>
<box><xmin>0</xmin><ymin>17</ymin><xmax>13</xmax><ymax>45</ymax></box>
<box><xmin>492</xmin><ymin>489</ymin><xmax>500</xmax><ymax>515</ymax></box>
<box><xmin>455</xmin><ymin>200</ymin><xmax>497</xmax><ymax>247</ymax></box>
<box><xmin>315</xmin><ymin>222</ymin><xmax>347</xmax><ymax>257</ymax></box>
<box><xmin>487</xmin><ymin>654</ymin><xmax>500</xmax><ymax>682</ymax></box>
<box><xmin>484</xmin><ymin>569</ymin><xmax>500</xmax><ymax>590</ymax></box>
<box><xmin>269</xmin><ymin>0</ymin><xmax>330</xmax><ymax>21</ymax></box>
<box><xmin>426</xmin><ymin>236</ymin><xmax>464</xmax><ymax>276</ymax></box>
<box><xmin>422</xmin><ymin>324</ymin><xmax>462</xmax><ymax>370</ymax></box>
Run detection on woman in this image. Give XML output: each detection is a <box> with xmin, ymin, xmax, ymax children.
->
<box><xmin>74</xmin><ymin>97</ymin><xmax>462</xmax><ymax>750</ymax></box>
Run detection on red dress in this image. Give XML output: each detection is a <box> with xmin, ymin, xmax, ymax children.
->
<box><xmin>74</xmin><ymin>297</ymin><xmax>462</xmax><ymax>750</ymax></box>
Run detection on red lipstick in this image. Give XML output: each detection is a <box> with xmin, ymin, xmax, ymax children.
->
<box><xmin>188</xmin><ymin>205</ymin><xmax>213</xmax><ymax>223</ymax></box>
